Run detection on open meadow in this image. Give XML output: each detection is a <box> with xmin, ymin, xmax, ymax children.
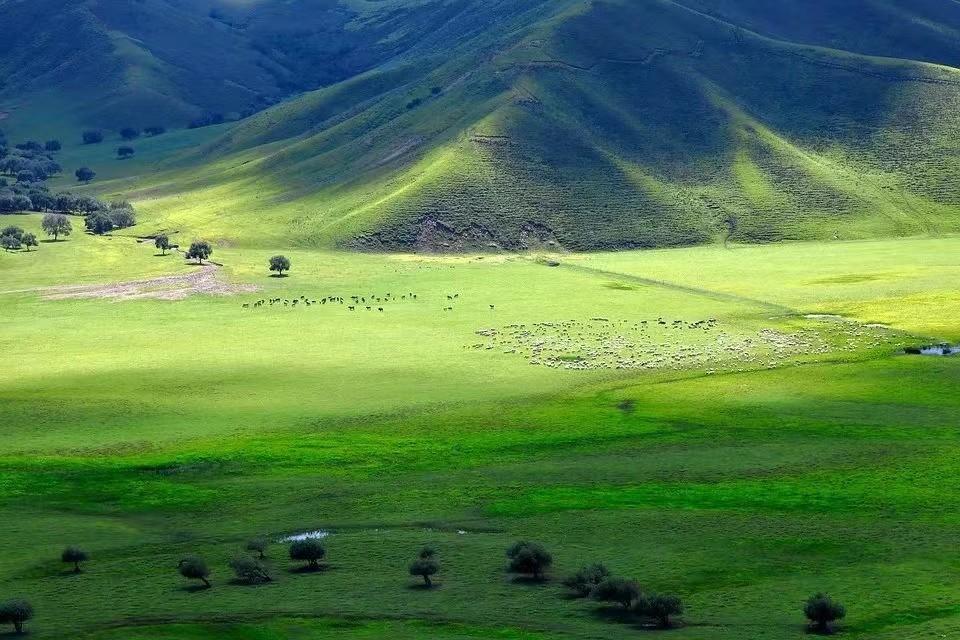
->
<box><xmin>1</xmin><ymin>218</ymin><xmax>959</xmax><ymax>638</ymax></box>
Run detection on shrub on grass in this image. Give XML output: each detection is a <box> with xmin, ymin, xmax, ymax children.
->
<box><xmin>506</xmin><ymin>541</ymin><xmax>552</xmax><ymax>580</ymax></box>
<box><xmin>804</xmin><ymin>593</ymin><xmax>845</xmax><ymax>634</ymax></box>
<box><xmin>186</xmin><ymin>240</ymin><xmax>212</xmax><ymax>264</ymax></box>
<box><xmin>229</xmin><ymin>556</ymin><xmax>271</xmax><ymax>584</ymax></box>
<box><xmin>636</xmin><ymin>593</ymin><xmax>684</xmax><ymax>628</ymax></box>
<box><xmin>144</xmin><ymin>126</ymin><xmax>166</xmax><ymax>136</ymax></box>
<box><xmin>61</xmin><ymin>546</ymin><xmax>89</xmax><ymax>573</ymax></box>
<box><xmin>409</xmin><ymin>557</ymin><xmax>439</xmax><ymax>587</ymax></box>
<box><xmin>21</xmin><ymin>233</ymin><xmax>37</xmax><ymax>251</ymax></box>
<box><xmin>178</xmin><ymin>555</ymin><xmax>211</xmax><ymax>588</ymax></box>
<box><xmin>120</xmin><ymin>127</ymin><xmax>140</xmax><ymax>140</ymax></box>
<box><xmin>245</xmin><ymin>537</ymin><xmax>268</xmax><ymax>559</ymax></box>
<box><xmin>0</xmin><ymin>598</ymin><xmax>33</xmax><ymax>634</ymax></box>
<box><xmin>42</xmin><ymin>212</ymin><xmax>72</xmax><ymax>240</ymax></box>
<box><xmin>81</xmin><ymin>130</ymin><xmax>103</xmax><ymax>145</ymax></box>
<box><xmin>562</xmin><ymin>563</ymin><xmax>611</xmax><ymax>597</ymax></box>
<box><xmin>269</xmin><ymin>255</ymin><xmax>290</xmax><ymax>275</ymax></box>
<box><xmin>289</xmin><ymin>539</ymin><xmax>325</xmax><ymax>570</ymax></box>
<box><xmin>592</xmin><ymin>577</ymin><xmax>641</xmax><ymax>609</ymax></box>
<box><xmin>75</xmin><ymin>167</ymin><xmax>96</xmax><ymax>183</ymax></box>
<box><xmin>117</xmin><ymin>146</ymin><xmax>135</xmax><ymax>159</ymax></box>
<box><xmin>108</xmin><ymin>203</ymin><xmax>136</xmax><ymax>228</ymax></box>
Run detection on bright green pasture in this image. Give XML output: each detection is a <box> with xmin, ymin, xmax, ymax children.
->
<box><xmin>1</xmin><ymin>226</ymin><xmax>959</xmax><ymax>639</ymax></box>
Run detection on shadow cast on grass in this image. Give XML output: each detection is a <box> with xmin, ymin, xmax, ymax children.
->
<box><xmin>288</xmin><ymin>564</ymin><xmax>333</xmax><ymax>575</ymax></box>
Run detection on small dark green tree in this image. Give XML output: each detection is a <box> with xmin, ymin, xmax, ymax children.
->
<box><xmin>85</xmin><ymin>211</ymin><xmax>114</xmax><ymax>235</ymax></box>
<box><xmin>42</xmin><ymin>212</ymin><xmax>72</xmax><ymax>240</ymax></box>
<box><xmin>1</xmin><ymin>234</ymin><xmax>21</xmax><ymax>251</ymax></box>
<box><xmin>61</xmin><ymin>546</ymin><xmax>89</xmax><ymax>573</ymax></box>
<box><xmin>82</xmin><ymin>130</ymin><xmax>103</xmax><ymax>145</ymax></box>
<box><xmin>178</xmin><ymin>555</ymin><xmax>211</xmax><ymax>588</ymax></box>
<box><xmin>245</xmin><ymin>537</ymin><xmax>268</xmax><ymax>559</ymax></box>
<box><xmin>1</xmin><ymin>226</ymin><xmax>24</xmax><ymax>241</ymax></box>
<box><xmin>229</xmin><ymin>556</ymin><xmax>272</xmax><ymax>584</ymax></box>
<box><xmin>120</xmin><ymin>127</ymin><xmax>140</xmax><ymax>140</ymax></box>
<box><xmin>562</xmin><ymin>563</ymin><xmax>611</xmax><ymax>598</ymax></box>
<box><xmin>269</xmin><ymin>254</ymin><xmax>290</xmax><ymax>276</ymax></box>
<box><xmin>506</xmin><ymin>541</ymin><xmax>552</xmax><ymax>581</ymax></box>
<box><xmin>289</xmin><ymin>539</ymin><xmax>326</xmax><ymax>570</ymax></box>
<box><xmin>21</xmin><ymin>233</ymin><xmax>37</xmax><ymax>251</ymax></box>
<box><xmin>0</xmin><ymin>599</ymin><xmax>33</xmax><ymax>634</ymax></box>
<box><xmin>804</xmin><ymin>593</ymin><xmax>845</xmax><ymax>634</ymax></box>
<box><xmin>117</xmin><ymin>146</ymin><xmax>135</xmax><ymax>159</ymax></box>
<box><xmin>636</xmin><ymin>593</ymin><xmax>684</xmax><ymax>628</ymax></box>
<box><xmin>409</xmin><ymin>557</ymin><xmax>439</xmax><ymax>587</ymax></box>
<box><xmin>592</xmin><ymin>577</ymin><xmax>641</xmax><ymax>609</ymax></box>
<box><xmin>154</xmin><ymin>234</ymin><xmax>170</xmax><ymax>255</ymax></box>
<box><xmin>186</xmin><ymin>240</ymin><xmax>212</xmax><ymax>264</ymax></box>
<box><xmin>75</xmin><ymin>167</ymin><xmax>96</xmax><ymax>183</ymax></box>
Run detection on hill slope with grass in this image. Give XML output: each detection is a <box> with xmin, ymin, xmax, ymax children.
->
<box><xmin>11</xmin><ymin>0</ymin><xmax>960</xmax><ymax>250</ymax></box>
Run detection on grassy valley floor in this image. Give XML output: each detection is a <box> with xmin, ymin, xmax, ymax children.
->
<box><xmin>1</xmin><ymin>219</ymin><xmax>959</xmax><ymax>638</ymax></box>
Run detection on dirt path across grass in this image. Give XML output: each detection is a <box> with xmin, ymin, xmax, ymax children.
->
<box><xmin>42</xmin><ymin>263</ymin><xmax>259</xmax><ymax>301</ymax></box>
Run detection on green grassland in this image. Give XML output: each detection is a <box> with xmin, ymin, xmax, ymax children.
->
<box><xmin>2</xmin><ymin>216</ymin><xmax>959</xmax><ymax>638</ymax></box>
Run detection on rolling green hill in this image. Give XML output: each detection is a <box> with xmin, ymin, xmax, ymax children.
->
<box><xmin>9</xmin><ymin>0</ymin><xmax>960</xmax><ymax>250</ymax></box>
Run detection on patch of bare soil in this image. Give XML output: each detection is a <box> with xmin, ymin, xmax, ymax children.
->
<box><xmin>43</xmin><ymin>264</ymin><xmax>259</xmax><ymax>301</ymax></box>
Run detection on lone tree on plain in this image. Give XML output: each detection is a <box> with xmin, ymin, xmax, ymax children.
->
<box><xmin>42</xmin><ymin>212</ymin><xmax>72</xmax><ymax>240</ymax></box>
<box><xmin>178</xmin><ymin>555</ymin><xmax>211</xmax><ymax>588</ymax></box>
<box><xmin>0</xmin><ymin>598</ymin><xmax>33</xmax><ymax>634</ymax></box>
<box><xmin>289</xmin><ymin>538</ymin><xmax>326</xmax><ymax>570</ymax></box>
<box><xmin>636</xmin><ymin>593</ymin><xmax>684</xmax><ymax>628</ymax></box>
<box><xmin>117</xmin><ymin>146</ymin><xmax>135</xmax><ymax>159</ymax></box>
<box><xmin>269</xmin><ymin>255</ymin><xmax>290</xmax><ymax>276</ymax></box>
<box><xmin>61</xmin><ymin>546</ymin><xmax>89</xmax><ymax>573</ymax></box>
<box><xmin>229</xmin><ymin>556</ymin><xmax>272</xmax><ymax>584</ymax></box>
<box><xmin>186</xmin><ymin>240</ymin><xmax>212</xmax><ymax>264</ymax></box>
<box><xmin>409</xmin><ymin>557</ymin><xmax>439</xmax><ymax>587</ymax></box>
<box><xmin>154</xmin><ymin>234</ymin><xmax>170</xmax><ymax>255</ymax></box>
<box><xmin>82</xmin><ymin>130</ymin><xmax>103</xmax><ymax>144</ymax></box>
<box><xmin>563</xmin><ymin>563</ymin><xmax>611</xmax><ymax>598</ymax></box>
<box><xmin>75</xmin><ymin>167</ymin><xmax>96</xmax><ymax>183</ymax></box>
<box><xmin>592</xmin><ymin>577</ymin><xmax>641</xmax><ymax>609</ymax></box>
<box><xmin>506</xmin><ymin>541</ymin><xmax>552</xmax><ymax>581</ymax></box>
<box><xmin>21</xmin><ymin>233</ymin><xmax>37</xmax><ymax>251</ymax></box>
<box><xmin>245</xmin><ymin>537</ymin><xmax>268</xmax><ymax>559</ymax></box>
<box><xmin>804</xmin><ymin>593</ymin><xmax>845</xmax><ymax>634</ymax></box>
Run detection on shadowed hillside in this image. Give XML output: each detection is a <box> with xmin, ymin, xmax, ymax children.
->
<box><xmin>10</xmin><ymin>0</ymin><xmax>960</xmax><ymax>250</ymax></box>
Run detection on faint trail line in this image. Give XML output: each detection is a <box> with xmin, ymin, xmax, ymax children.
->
<box><xmin>557</xmin><ymin>262</ymin><xmax>798</xmax><ymax>314</ymax></box>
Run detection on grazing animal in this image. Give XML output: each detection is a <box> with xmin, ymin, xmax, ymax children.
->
<box><xmin>348</xmin><ymin>306</ymin><xmax>355</xmax><ymax>311</ymax></box>
<box><xmin>378</xmin><ymin>307</ymin><xmax>384</xmax><ymax>312</ymax></box>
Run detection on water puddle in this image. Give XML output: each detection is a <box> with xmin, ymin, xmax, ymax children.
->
<box><xmin>905</xmin><ymin>344</ymin><xmax>957</xmax><ymax>356</ymax></box>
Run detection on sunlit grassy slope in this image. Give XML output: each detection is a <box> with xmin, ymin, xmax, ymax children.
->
<box><xmin>45</xmin><ymin>0</ymin><xmax>960</xmax><ymax>251</ymax></box>
<box><xmin>2</xmin><ymin>219</ymin><xmax>960</xmax><ymax>638</ymax></box>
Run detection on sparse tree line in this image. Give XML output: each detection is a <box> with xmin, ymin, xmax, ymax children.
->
<box><xmin>0</xmin><ymin>539</ymin><xmax>847</xmax><ymax>635</ymax></box>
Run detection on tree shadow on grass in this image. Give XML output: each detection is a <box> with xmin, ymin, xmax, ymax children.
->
<box><xmin>288</xmin><ymin>564</ymin><xmax>332</xmax><ymax>575</ymax></box>
<box><xmin>405</xmin><ymin>582</ymin><xmax>441</xmax><ymax>591</ymax></box>
<box><xmin>180</xmin><ymin>583</ymin><xmax>213</xmax><ymax>593</ymax></box>
<box><xmin>509</xmin><ymin>575</ymin><xmax>550</xmax><ymax>586</ymax></box>
<box><xmin>39</xmin><ymin>238</ymin><xmax>65</xmax><ymax>244</ymax></box>
<box><xmin>269</xmin><ymin>273</ymin><xmax>289</xmax><ymax>278</ymax></box>
<box><xmin>589</xmin><ymin>608</ymin><xmax>684</xmax><ymax>633</ymax></box>
<box><xmin>228</xmin><ymin>578</ymin><xmax>275</xmax><ymax>587</ymax></box>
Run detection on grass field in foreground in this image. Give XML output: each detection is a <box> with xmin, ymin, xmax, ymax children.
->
<box><xmin>1</xmin><ymin>222</ymin><xmax>959</xmax><ymax>639</ymax></box>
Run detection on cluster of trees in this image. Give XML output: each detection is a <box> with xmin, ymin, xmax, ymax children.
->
<box><xmin>188</xmin><ymin>113</ymin><xmax>225</xmax><ymax>129</ymax></box>
<box><xmin>0</xmin><ymin>140</ymin><xmax>61</xmax><ymax>183</ymax></box>
<box><xmin>84</xmin><ymin>202</ymin><xmax>137</xmax><ymax>235</ymax></box>
<box><xmin>0</xmin><ymin>537</ymin><xmax>849</xmax><ymax>636</ymax></box>
<box><xmin>0</xmin><ymin>225</ymin><xmax>37</xmax><ymax>252</ymax></box>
